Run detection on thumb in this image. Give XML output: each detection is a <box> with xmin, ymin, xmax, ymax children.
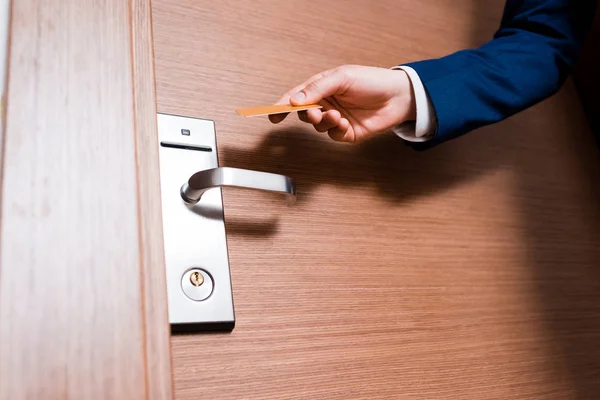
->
<box><xmin>290</xmin><ymin>70</ymin><xmax>348</xmax><ymax>105</ymax></box>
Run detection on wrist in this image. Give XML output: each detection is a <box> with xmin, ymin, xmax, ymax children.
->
<box><xmin>402</xmin><ymin>70</ymin><xmax>417</xmax><ymax>121</ymax></box>
<box><xmin>391</xmin><ymin>69</ymin><xmax>416</xmax><ymax>124</ymax></box>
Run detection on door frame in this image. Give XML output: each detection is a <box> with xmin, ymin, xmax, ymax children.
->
<box><xmin>0</xmin><ymin>1</ymin><xmax>173</xmax><ymax>398</ymax></box>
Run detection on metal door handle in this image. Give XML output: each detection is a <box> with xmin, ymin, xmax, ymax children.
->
<box><xmin>180</xmin><ymin>167</ymin><xmax>296</xmax><ymax>205</ymax></box>
<box><xmin>158</xmin><ymin>113</ymin><xmax>297</xmax><ymax>332</ymax></box>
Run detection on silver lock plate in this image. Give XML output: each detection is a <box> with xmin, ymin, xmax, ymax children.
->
<box><xmin>157</xmin><ymin>113</ymin><xmax>235</xmax><ymax>332</ymax></box>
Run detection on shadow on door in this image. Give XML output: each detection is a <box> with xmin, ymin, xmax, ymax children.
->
<box><xmin>475</xmin><ymin>2</ymin><xmax>600</xmax><ymax>399</ymax></box>
<box><xmin>217</xmin><ymin>2</ymin><xmax>600</xmax><ymax>398</ymax></box>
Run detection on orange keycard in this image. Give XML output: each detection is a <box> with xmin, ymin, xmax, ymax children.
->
<box><xmin>235</xmin><ymin>104</ymin><xmax>322</xmax><ymax>117</ymax></box>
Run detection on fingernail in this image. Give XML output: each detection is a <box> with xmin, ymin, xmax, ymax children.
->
<box><xmin>291</xmin><ymin>91</ymin><xmax>305</xmax><ymax>103</ymax></box>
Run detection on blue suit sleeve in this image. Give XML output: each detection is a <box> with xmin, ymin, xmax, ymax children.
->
<box><xmin>404</xmin><ymin>0</ymin><xmax>597</xmax><ymax>149</ymax></box>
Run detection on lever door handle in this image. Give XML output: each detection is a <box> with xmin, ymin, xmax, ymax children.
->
<box><xmin>180</xmin><ymin>167</ymin><xmax>297</xmax><ymax>205</ymax></box>
<box><xmin>158</xmin><ymin>113</ymin><xmax>297</xmax><ymax>332</ymax></box>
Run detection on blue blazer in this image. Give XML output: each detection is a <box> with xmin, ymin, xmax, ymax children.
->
<box><xmin>405</xmin><ymin>0</ymin><xmax>597</xmax><ymax>149</ymax></box>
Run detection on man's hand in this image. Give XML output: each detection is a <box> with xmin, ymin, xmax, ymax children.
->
<box><xmin>269</xmin><ymin>65</ymin><xmax>416</xmax><ymax>143</ymax></box>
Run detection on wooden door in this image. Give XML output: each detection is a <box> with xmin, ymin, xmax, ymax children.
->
<box><xmin>152</xmin><ymin>1</ymin><xmax>600</xmax><ymax>399</ymax></box>
<box><xmin>0</xmin><ymin>0</ymin><xmax>173</xmax><ymax>398</ymax></box>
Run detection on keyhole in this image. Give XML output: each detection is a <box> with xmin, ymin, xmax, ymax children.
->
<box><xmin>190</xmin><ymin>271</ymin><xmax>204</xmax><ymax>287</ymax></box>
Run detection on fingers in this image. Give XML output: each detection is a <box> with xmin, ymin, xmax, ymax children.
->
<box><xmin>287</xmin><ymin>69</ymin><xmax>337</xmax><ymax>103</ymax></box>
<box><xmin>269</xmin><ymin>69</ymin><xmax>338</xmax><ymax>124</ymax></box>
<box><xmin>270</xmin><ymin>104</ymin><xmax>322</xmax><ymax>124</ymax></box>
<box><xmin>298</xmin><ymin>108</ymin><xmax>324</xmax><ymax>124</ymax></box>
<box><xmin>290</xmin><ymin>68</ymin><xmax>349</xmax><ymax>106</ymax></box>
<box><xmin>313</xmin><ymin>110</ymin><xmax>341</xmax><ymax>132</ymax></box>
<box><xmin>267</xmin><ymin>66</ymin><xmax>361</xmax><ymax>143</ymax></box>
<box><xmin>327</xmin><ymin>118</ymin><xmax>355</xmax><ymax>143</ymax></box>
<box><xmin>299</xmin><ymin>108</ymin><xmax>355</xmax><ymax>143</ymax></box>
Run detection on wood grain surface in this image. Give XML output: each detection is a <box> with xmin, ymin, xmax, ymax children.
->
<box><xmin>0</xmin><ymin>1</ymin><xmax>172</xmax><ymax>399</ymax></box>
<box><xmin>152</xmin><ymin>1</ymin><xmax>600</xmax><ymax>398</ymax></box>
<box><xmin>131</xmin><ymin>0</ymin><xmax>174</xmax><ymax>398</ymax></box>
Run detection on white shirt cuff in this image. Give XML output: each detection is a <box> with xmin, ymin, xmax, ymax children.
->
<box><xmin>391</xmin><ymin>65</ymin><xmax>436</xmax><ymax>142</ymax></box>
